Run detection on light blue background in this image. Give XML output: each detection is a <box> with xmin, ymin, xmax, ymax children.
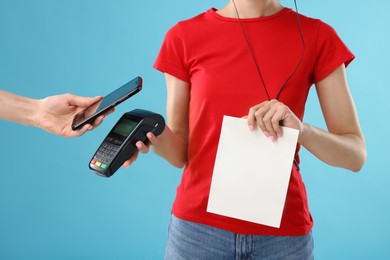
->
<box><xmin>0</xmin><ymin>0</ymin><xmax>389</xmax><ymax>259</ymax></box>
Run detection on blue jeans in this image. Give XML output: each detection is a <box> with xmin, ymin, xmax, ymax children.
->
<box><xmin>164</xmin><ymin>215</ymin><xmax>314</xmax><ymax>260</ymax></box>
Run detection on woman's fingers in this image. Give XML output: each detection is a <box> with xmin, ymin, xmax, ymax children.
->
<box><xmin>122</xmin><ymin>132</ymin><xmax>157</xmax><ymax>168</ymax></box>
<box><xmin>123</xmin><ymin>151</ymin><xmax>140</xmax><ymax>168</ymax></box>
<box><xmin>248</xmin><ymin>100</ymin><xmax>299</xmax><ymax>141</ymax></box>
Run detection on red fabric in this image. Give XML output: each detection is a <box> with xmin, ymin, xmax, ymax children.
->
<box><xmin>154</xmin><ymin>8</ymin><xmax>354</xmax><ymax>235</ymax></box>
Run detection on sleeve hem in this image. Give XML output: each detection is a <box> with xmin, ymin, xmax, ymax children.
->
<box><xmin>153</xmin><ymin>62</ymin><xmax>191</xmax><ymax>83</ymax></box>
<box><xmin>313</xmin><ymin>54</ymin><xmax>355</xmax><ymax>84</ymax></box>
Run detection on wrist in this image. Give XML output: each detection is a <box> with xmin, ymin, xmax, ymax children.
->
<box><xmin>298</xmin><ymin>122</ymin><xmax>311</xmax><ymax>145</ymax></box>
<box><xmin>29</xmin><ymin>98</ymin><xmax>42</xmax><ymax>127</ymax></box>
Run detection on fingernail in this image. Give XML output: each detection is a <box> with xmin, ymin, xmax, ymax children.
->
<box><xmin>249</xmin><ymin>125</ymin><xmax>255</xmax><ymax>131</ymax></box>
<box><xmin>271</xmin><ymin>136</ymin><xmax>276</xmax><ymax>142</ymax></box>
<box><xmin>263</xmin><ymin>131</ymin><xmax>270</xmax><ymax>137</ymax></box>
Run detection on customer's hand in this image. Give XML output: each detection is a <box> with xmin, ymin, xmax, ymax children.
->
<box><xmin>33</xmin><ymin>94</ymin><xmax>110</xmax><ymax>137</ymax></box>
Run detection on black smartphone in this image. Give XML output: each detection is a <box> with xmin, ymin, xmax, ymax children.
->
<box><xmin>71</xmin><ymin>76</ymin><xmax>142</xmax><ymax>131</ymax></box>
<box><xmin>89</xmin><ymin>109</ymin><xmax>165</xmax><ymax>177</ymax></box>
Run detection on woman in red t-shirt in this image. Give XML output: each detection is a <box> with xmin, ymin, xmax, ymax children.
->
<box><xmin>124</xmin><ymin>0</ymin><xmax>366</xmax><ymax>259</ymax></box>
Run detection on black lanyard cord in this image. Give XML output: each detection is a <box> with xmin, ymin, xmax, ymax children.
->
<box><xmin>231</xmin><ymin>0</ymin><xmax>306</xmax><ymax>101</ymax></box>
<box><xmin>231</xmin><ymin>0</ymin><xmax>305</xmax><ymax>170</ymax></box>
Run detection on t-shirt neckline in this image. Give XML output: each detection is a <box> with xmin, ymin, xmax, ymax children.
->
<box><xmin>207</xmin><ymin>7</ymin><xmax>291</xmax><ymax>22</ymax></box>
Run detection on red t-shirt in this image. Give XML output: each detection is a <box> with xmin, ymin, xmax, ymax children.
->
<box><xmin>153</xmin><ymin>8</ymin><xmax>354</xmax><ymax>235</ymax></box>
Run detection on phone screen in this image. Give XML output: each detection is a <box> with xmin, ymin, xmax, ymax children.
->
<box><xmin>72</xmin><ymin>76</ymin><xmax>142</xmax><ymax>130</ymax></box>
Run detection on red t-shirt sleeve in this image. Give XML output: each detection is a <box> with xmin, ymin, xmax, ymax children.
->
<box><xmin>312</xmin><ymin>21</ymin><xmax>355</xmax><ymax>83</ymax></box>
<box><xmin>153</xmin><ymin>23</ymin><xmax>190</xmax><ymax>83</ymax></box>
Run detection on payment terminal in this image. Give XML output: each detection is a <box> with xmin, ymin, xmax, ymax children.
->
<box><xmin>89</xmin><ymin>109</ymin><xmax>165</xmax><ymax>177</ymax></box>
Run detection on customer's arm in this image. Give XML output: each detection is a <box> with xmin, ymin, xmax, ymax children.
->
<box><xmin>0</xmin><ymin>90</ymin><xmax>106</xmax><ymax>137</ymax></box>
